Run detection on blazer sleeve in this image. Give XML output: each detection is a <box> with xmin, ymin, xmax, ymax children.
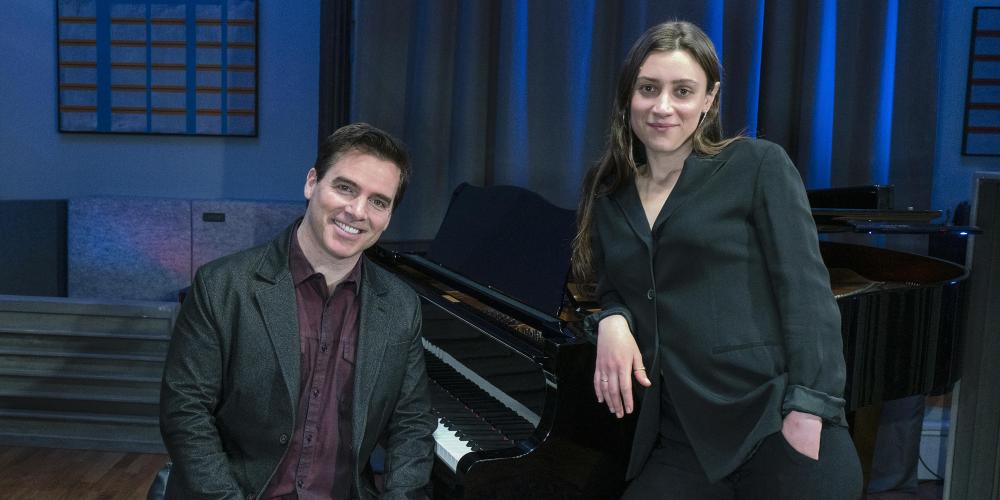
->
<box><xmin>750</xmin><ymin>143</ymin><xmax>847</xmax><ymax>423</ymax></box>
<box><xmin>380</xmin><ymin>302</ymin><xmax>436</xmax><ymax>500</ymax></box>
<box><xmin>582</xmin><ymin>212</ymin><xmax>636</xmax><ymax>342</ymax></box>
<box><xmin>160</xmin><ymin>269</ymin><xmax>245</xmax><ymax>499</ymax></box>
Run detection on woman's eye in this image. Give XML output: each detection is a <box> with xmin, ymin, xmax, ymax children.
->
<box><xmin>676</xmin><ymin>88</ymin><xmax>692</xmax><ymax>97</ymax></box>
<box><xmin>639</xmin><ymin>84</ymin><xmax>657</xmax><ymax>94</ymax></box>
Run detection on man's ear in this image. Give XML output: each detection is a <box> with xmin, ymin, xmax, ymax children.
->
<box><xmin>304</xmin><ymin>168</ymin><xmax>318</xmax><ymax>201</ymax></box>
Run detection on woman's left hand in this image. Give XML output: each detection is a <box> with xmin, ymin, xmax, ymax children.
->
<box><xmin>781</xmin><ymin>410</ymin><xmax>822</xmax><ymax>460</ymax></box>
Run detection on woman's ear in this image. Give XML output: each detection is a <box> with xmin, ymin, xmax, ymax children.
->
<box><xmin>704</xmin><ymin>81</ymin><xmax>720</xmax><ymax>112</ymax></box>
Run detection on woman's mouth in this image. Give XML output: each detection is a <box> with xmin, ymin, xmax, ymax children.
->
<box><xmin>648</xmin><ymin>123</ymin><xmax>676</xmax><ymax>131</ymax></box>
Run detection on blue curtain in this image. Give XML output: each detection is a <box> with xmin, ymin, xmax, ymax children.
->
<box><xmin>344</xmin><ymin>0</ymin><xmax>941</xmax><ymax>241</ymax></box>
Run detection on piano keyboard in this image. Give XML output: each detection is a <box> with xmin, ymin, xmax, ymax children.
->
<box><xmin>433</xmin><ymin>419</ymin><xmax>473</xmax><ymax>471</ymax></box>
<box><xmin>423</xmin><ymin>338</ymin><xmax>539</xmax><ymax>471</ymax></box>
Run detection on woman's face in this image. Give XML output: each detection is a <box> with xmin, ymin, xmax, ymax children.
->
<box><xmin>629</xmin><ymin>50</ymin><xmax>717</xmax><ymax>162</ymax></box>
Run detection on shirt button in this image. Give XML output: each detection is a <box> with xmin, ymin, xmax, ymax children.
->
<box><xmin>312</xmin><ymin>388</ymin><xmax>320</xmax><ymax>397</ymax></box>
<box><xmin>647</xmin><ymin>289</ymin><xmax>655</xmax><ymax>300</ymax></box>
<box><xmin>321</xmin><ymin>343</ymin><xmax>328</xmax><ymax>352</ymax></box>
<box><xmin>279</xmin><ymin>433</ymin><xmax>288</xmax><ymax>444</ymax></box>
<box><xmin>297</xmin><ymin>479</ymin><xmax>304</xmax><ymax>488</ymax></box>
<box><xmin>306</xmin><ymin>434</ymin><xmax>313</xmax><ymax>444</ymax></box>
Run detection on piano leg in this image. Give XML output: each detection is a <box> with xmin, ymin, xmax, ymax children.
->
<box><xmin>847</xmin><ymin>402</ymin><xmax>882</xmax><ymax>491</ymax></box>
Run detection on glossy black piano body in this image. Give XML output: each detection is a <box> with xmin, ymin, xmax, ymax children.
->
<box><xmin>370</xmin><ymin>249</ymin><xmax>632</xmax><ymax>499</ymax></box>
<box><xmin>823</xmin><ymin>241</ymin><xmax>966</xmax><ymax>409</ymax></box>
<box><xmin>369</xmin><ymin>183</ymin><xmax>632</xmax><ymax>499</ymax></box>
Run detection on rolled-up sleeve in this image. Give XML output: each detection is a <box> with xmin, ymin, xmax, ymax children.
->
<box><xmin>750</xmin><ymin>143</ymin><xmax>847</xmax><ymax>423</ymax></box>
<box><xmin>582</xmin><ymin>214</ymin><xmax>636</xmax><ymax>343</ymax></box>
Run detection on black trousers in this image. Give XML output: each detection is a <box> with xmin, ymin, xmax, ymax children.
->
<box><xmin>621</xmin><ymin>425</ymin><xmax>863</xmax><ymax>500</ymax></box>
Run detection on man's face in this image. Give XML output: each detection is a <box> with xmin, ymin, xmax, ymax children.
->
<box><xmin>300</xmin><ymin>149</ymin><xmax>401</xmax><ymax>265</ymax></box>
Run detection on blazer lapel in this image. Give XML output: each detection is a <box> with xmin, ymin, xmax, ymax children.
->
<box><xmin>651</xmin><ymin>154</ymin><xmax>726</xmax><ymax>233</ymax></box>
<box><xmin>611</xmin><ymin>184</ymin><xmax>655</xmax><ymax>253</ymax></box>
<box><xmin>254</xmin><ymin>226</ymin><xmax>301</xmax><ymax>414</ymax></box>
<box><xmin>257</xmin><ymin>282</ymin><xmax>300</xmax><ymax>409</ymax></box>
<box><xmin>352</xmin><ymin>260</ymin><xmax>389</xmax><ymax>453</ymax></box>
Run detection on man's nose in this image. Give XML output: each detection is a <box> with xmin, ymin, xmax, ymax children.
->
<box><xmin>344</xmin><ymin>197</ymin><xmax>367</xmax><ymax>219</ymax></box>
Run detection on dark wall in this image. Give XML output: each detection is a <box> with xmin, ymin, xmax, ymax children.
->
<box><xmin>0</xmin><ymin>201</ymin><xmax>67</xmax><ymax>296</ymax></box>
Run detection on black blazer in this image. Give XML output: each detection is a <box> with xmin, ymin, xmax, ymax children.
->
<box><xmin>159</xmin><ymin>222</ymin><xmax>436</xmax><ymax>500</ymax></box>
<box><xmin>588</xmin><ymin>139</ymin><xmax>846</xmax><ymax>482</ymax></box>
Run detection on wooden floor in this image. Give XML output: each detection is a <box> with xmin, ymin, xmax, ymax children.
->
<box><xmin>0</xmin><ymin>446</ymin><xmax>167</xmax><ymax>500</ymax></box>
<box><xmin>0</xmin><ymin>445</ymin><xmax>942</xmax><ymax>499</ymax></box>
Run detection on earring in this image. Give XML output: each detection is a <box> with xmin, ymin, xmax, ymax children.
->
<box><xmin>699</xmin><ymin>111</ymin><xmax>706</xmax><ymax>124</ymax></box>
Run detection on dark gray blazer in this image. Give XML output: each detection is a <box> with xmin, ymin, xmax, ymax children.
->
<box><xmin>588</xmin><ymin>139</ymin><xmax>847</xmax><ymax>483</ymax></box>
<box><xmin>160</xmin><ymin>223</ymin><xmax>435</xmax><ymax>500</ymax></box>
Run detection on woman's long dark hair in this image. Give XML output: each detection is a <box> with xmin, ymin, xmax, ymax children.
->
<box><xmin>571</xmin><ymin>21</ymin><xmax>741</xmax><ymax>281</ymax></box>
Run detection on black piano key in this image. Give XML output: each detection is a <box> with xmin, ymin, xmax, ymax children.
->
<box><xmin>424</xmin><ymin>353</ymin><xmax>536</xmax><ymax>446</ymax></box>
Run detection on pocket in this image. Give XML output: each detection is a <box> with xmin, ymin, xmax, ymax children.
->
<box><xmin>711</xmin><ymin>339</ymin><xmax>781</xmax><ymax>354</ymax></box>
<box><xmin>708</xmin><ymin>340</ymin><xmax>785</xmax><ymax>397</ymax></box>
<box><xmin>777</xmin><ymin>429</ymin><xmax>820</xmax><ymax>465</ymax></box>
<box><xmin>341</xmin><ymin>334</ymin><xmax>358</xmax><ymax>365</ymax></box>
<box><xmin>384</xmin><ymin>338</ymin><xmax>413</xmax><ymax>356</ymax></box>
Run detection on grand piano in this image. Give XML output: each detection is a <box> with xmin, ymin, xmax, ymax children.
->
<box><xmin>368</xmin><ymin>183</ymin><xmax>972</xmax><ymax>499</ymax></box>
<box><xmin>370</xmin><ymin>183</ymin><xmax>632</xmax><ymax>499</ymax></box>
<box><xmin>807</xmin><ymin>186</ymin><xmax>972</xmax><ymax>410</ymax></box>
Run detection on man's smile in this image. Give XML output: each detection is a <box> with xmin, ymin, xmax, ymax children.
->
<box><xmin>333</xmin><ymin>219</ymin><xmax>362</xmax><ymax>235</ymax></box>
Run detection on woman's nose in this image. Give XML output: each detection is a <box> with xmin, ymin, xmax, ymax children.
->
<box><xmin>654</xmin><ymin>95</ymin><xmax>673</xmax><ymax>114</ymax></box>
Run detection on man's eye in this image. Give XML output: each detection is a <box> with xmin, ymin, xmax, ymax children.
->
<box><xmin>335</xmin><ymin>183</ymin><xmax>354</xmax><ymax>193</ymax></box>
<box><xmin>370</xmin><ymin>198</ymin><xmax>389</xmax><ymax>210</ymax></box>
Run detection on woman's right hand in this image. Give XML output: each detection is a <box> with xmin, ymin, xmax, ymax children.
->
<box><xmin>594</xmin><ymin>314</ymin><xmax>652</xmax><ymax>418</ymax></box>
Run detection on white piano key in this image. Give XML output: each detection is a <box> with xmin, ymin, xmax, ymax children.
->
<box><xmin>433</xmin><ymin>418</ymin><xmax>473</xmax><ymax>472</ymax></box>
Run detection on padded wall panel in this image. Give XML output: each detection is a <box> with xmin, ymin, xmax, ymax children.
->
<box><xmin>68</xmin><ymin>197</ymin><xmax>191</xmax><ymax>301</ymax></box>
<box><xmin>0</xmin><ymin>200</ymin><xmax>67</xmax><ymax>297</ymax></box>
<box><xmin>949</xmin><ymin>174</ymin><xmax>1000</xmax><ymax>500</ymax></box>
<box><xmin>191</xmin><ymin>200</ymin><xmax>304</xmax><ymax>274</ymax></box>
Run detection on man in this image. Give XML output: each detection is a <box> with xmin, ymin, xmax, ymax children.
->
<box><xmin>160</xmin><ymin>123</ymin><xmax>436</xmax><ymax>500</ymax></box>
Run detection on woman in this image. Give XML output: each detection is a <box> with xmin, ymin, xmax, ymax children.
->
<box><xmin>573</xmin><ymin>21</ymin><xmax>862</xmax><ymax>499</ymax></box>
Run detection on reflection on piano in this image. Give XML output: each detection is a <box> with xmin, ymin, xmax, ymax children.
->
<box><xmin>369</xmin><ymin>184</ymin><xmax>632</xmax><ymax>500</ymax></box>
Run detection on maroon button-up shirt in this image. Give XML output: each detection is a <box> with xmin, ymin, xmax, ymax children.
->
<box><xmin>262</xmin><ymin>230</ymin><xmax>361</xmax><ymax>500</ymax></box>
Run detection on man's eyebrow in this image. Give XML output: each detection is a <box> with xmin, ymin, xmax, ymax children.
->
<box><xmin>328</xmin><ymin>175</ymin><xmax>358</xmax><ymax>187</ymax></box>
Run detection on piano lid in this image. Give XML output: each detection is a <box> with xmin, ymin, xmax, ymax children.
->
<box><xmin>426</xmin><ymin>183</ymin><xmax>577</xmax><ymax>318</ymax></box>
<box><xmin>807</xmin><ymin>184</ymin><xmax>894</xmax><ymax>210</ymax></box>
<box><xmin>807</xmin><ymin>185</ymin><xmax>980</xmax><ymax>235</ymax></box>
